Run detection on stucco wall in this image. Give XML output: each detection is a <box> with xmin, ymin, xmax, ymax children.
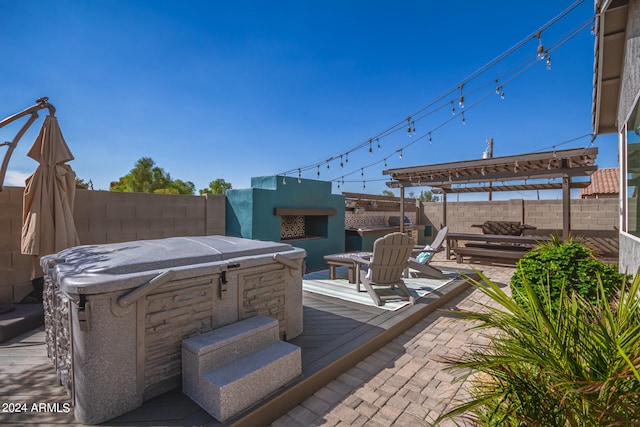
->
<box><xmin>0</xmin><ymin>187</ymin><xmax>225</xmax><ymax>303</ymax></box>
<box><xmin>619</xmin><ymin>232</ymin><xmax>640</xmax><ymax>275</ymax></box>
<box><xmin>226</xmin><ymin>176</ymin><xmax>345</xmax><ymax>272</ymax></box>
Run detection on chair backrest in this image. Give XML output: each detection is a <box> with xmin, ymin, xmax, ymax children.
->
<box><xmin>369</xmin><ymin>232</ymin><xmax>414</xmax><ymax>285</ymax></box>
<box><xmin>430</xmin><ymin>226</ymin><xmax>449</xmax><ymax>251</ymax></box>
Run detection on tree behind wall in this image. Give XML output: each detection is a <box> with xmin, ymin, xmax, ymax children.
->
<box><xmin>110</xmin><ymin>157</ymin><xmax>195</xmax><ymax>195</ymax></box>
<box><xmin>200</xmin><ymin>178</ymin><xmax>232</xmax><ymax>195</ymax></box>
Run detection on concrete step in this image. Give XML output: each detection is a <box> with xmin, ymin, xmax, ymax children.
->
<box><xmin>196</xmin><ymin>340</ymin><xmax>301</xmax><ymax>422</ymax></box>
<box><xmin>182</xmin><ymin>315</ymin><xmax>302</xmax><ymax>422</ymax></box>
<box><xmin>182</xmin><ymin>314</ymin><xmax>279</xmax><ymax>374</ymax></box>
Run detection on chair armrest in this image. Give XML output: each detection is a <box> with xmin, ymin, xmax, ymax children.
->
<box><xmin>349</xmin><ymin>256</ymin><xmax>371</xmax><ymax>266</ymax></box>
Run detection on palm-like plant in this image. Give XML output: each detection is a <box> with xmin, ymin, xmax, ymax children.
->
<box><xmin>436</xmin><ymin>272</ymin><xmax>640</xmax><ymax>426</ymax></box>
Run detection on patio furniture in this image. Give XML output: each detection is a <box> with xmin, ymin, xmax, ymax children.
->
<box><xmin>408</xmin><ymin>226</ymin><xmax>449</xmax><ymax>279</ymax></box>
<box><xmin>446</xmin><ymin>232</ymin><xmax>550</xmax><ymax>263</ymax></box>
<box><xmin>471</xmin><ymin>220</ymin><xmax>536</xmax><ymax>236</ymax></box>
<box><xmin>350</xmin><ymin>232</ymin><xmax>415</xmax><ymax>306</ymax></box>
<box><xmin>323</xmin><ymin>251</ymin><xmax>371</xmax><ymax>288</ymax></box>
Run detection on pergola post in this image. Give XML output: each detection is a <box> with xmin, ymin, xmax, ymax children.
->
<box><xmin>399</xmin><ymin>186</ymin><xmax>405</xmax><ymax>233</ymax></box>
<box><xmin>442</xmin><ymin>192</ymin><xmax>447</xmax><ymax>229</ymax></box>
<box><xmin>562</xmin><ymin>175</ymin><xmax>571</xmax><ymax>239</ymax></box>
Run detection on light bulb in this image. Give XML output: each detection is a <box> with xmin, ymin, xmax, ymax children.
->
<box><xmin>399</xmin><ymin>150</ymin><xmax>403</xmax><ymax>160</ymax></box>
<box><xmin>459</xmin><ymin>95</ymin><xmax>464</xmax><ymax>108</ymax></box>
<box><xmin>282</xmin><ymin>176</ymin><xmax>287</xmax><ymax>185</ymax></box>
<box><xmin>537</xmin><ymin>40</ymin><xmax>546</xmax><ymax>60</ymax></box>
<box><xmin>546</xmin><ymin>54</ymin><xmax>551</xmax><ymax>70</ymax></box>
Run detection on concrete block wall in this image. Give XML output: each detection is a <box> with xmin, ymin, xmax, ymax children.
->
<box><xmin>0</xmin><ymin>187</ymin><xmax>226</xmax><ymax>303</ymax></box>
<box><xmin>0</xmin><ymin>187</ymin><xmax>31</xmax><ymax>302</ymax></box>
<box><xmin>420</xmin><ymin>198</ymin><xmax>618</xmax><ymax>234</ymax></box>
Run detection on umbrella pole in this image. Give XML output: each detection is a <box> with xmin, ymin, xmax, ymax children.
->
<box><xmin>0</xmin><ymin>98</ymin><xmax>56</xmax><ymax>191</ymax></box>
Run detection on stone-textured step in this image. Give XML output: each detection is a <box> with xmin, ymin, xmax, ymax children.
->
<box><xmin>198</xmin><ymin>340</ymin><xmax>301</xmax><ymax>421</ymax></box>
<box><xmin>182</xmin><ymin>315</ymin><xmax>302</xmax><ymax>422</ymax></box>
<box><xmin>182</xmin><ymin>314</ymin><xmax>279</xmax><ymax>375</ymax></box>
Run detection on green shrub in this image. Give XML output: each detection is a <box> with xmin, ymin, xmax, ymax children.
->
<box><xmin>510</xmin><ymin>236</ymin><xmax>627</xmax><ymax>311</ymax></box>
<box><xmin>436</xmin><ymin>272</ymin><xmax>640</xmax><ymax>426</ymax></box>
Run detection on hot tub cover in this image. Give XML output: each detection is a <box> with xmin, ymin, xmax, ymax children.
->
<box><xmin>41</xmin><ymin>235</ymin><xmax>302</xmax><ymax>295</ymax></box>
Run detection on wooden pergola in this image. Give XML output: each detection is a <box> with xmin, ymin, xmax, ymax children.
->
<box><xmin>383</xmin><ymin>147</ymin><xmax>599</xmax><ymax>238</ymax></box>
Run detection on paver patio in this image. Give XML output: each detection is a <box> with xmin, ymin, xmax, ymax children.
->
<box><xmin>272</xmin><ymin>253</ymin><xmax>515</xmax><ymax>427</ymax></box>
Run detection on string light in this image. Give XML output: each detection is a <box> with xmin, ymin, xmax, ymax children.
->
<box><xmin>361</xmin><ymin>168</ymin><xmax>364</xmax><ymax>177</ymax></box>
<box><xmin>282</xmin><ymin>174</ymin><xmax>287</xmax><ymax>185</ymax></box>
<box><xmin>276</xmin><ymin>3</ymin><xmax>590</xmax><ymax>184</ymax></box>
<box><xmin>384</xmin><ymin>158</ymin><xmax>387</xmax><ymax>167</ymax></box>
<box><xmin>546</xmin><ymin>53</ymin><xmax>551</xmax><ymax>70</ymax></box>
<box><xmin>536</xmin><ymin>32</ymin><xmax>546</xmax><ymax>60</ymax></box>
<box><xmin>298</xmin><ymin>169</ymin><xmax>302</xmax><ymax>183</ymax></box>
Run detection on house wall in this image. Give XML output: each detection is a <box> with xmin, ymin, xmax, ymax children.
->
<box><xmin>618</xmin><ymin>0</ymin><xmax>640</xmax><ymax>274</ymax></box>
<box><xmin>617</xmin><ymin>0</ymin><xmax>640</xmax><ymax>131</ymax></box>
<box><xmin>0</xmin><ymin>187</ymin><xmax>225</xmax><ymax>303</ymax></box>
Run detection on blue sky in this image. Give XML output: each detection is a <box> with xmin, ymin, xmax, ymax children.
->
<box><xmin>0</xmin><ymin>0</ymin><xmax>616</xmax><ymax>199</ymax></box>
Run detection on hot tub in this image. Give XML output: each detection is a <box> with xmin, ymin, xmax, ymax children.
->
<box><xmin>41</xmin><ymin>235</ymin><xmax>305</xmax><ymax>424</ymax></box>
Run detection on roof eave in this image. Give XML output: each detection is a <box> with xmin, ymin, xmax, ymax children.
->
<box><xmin>592</xmin><ymin>0</ymin><xmax>628</xmax><ymax>135</ymax></box>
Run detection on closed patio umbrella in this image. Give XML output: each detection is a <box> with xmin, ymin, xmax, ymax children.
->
<box><xmin>21</xmin><ymin>115</ymin><xmax>79</xmax><ymax>262</ymax></box>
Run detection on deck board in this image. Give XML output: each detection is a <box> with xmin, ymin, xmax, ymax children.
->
<box><xmin>0</xmin><ymin>272</ymin><xmax>471</xmax><ymax>426</ymax></box>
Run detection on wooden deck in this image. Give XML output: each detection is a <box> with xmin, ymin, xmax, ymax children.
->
<box><xmin>0</xmin><ymin>272</ymin><xmax>472</xmax><ymax>426</ymax></box>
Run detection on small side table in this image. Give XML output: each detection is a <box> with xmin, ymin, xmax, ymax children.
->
<box><xmin>323</xmin><ymin>252</ymin><xmax>371</xmax><ymax>291</ymax></box>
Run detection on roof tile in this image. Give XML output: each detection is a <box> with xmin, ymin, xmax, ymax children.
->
<box><xmin>580</xmin><ymin>168</ymin><xmax>619</xmax><ymax>197</ymax></box>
